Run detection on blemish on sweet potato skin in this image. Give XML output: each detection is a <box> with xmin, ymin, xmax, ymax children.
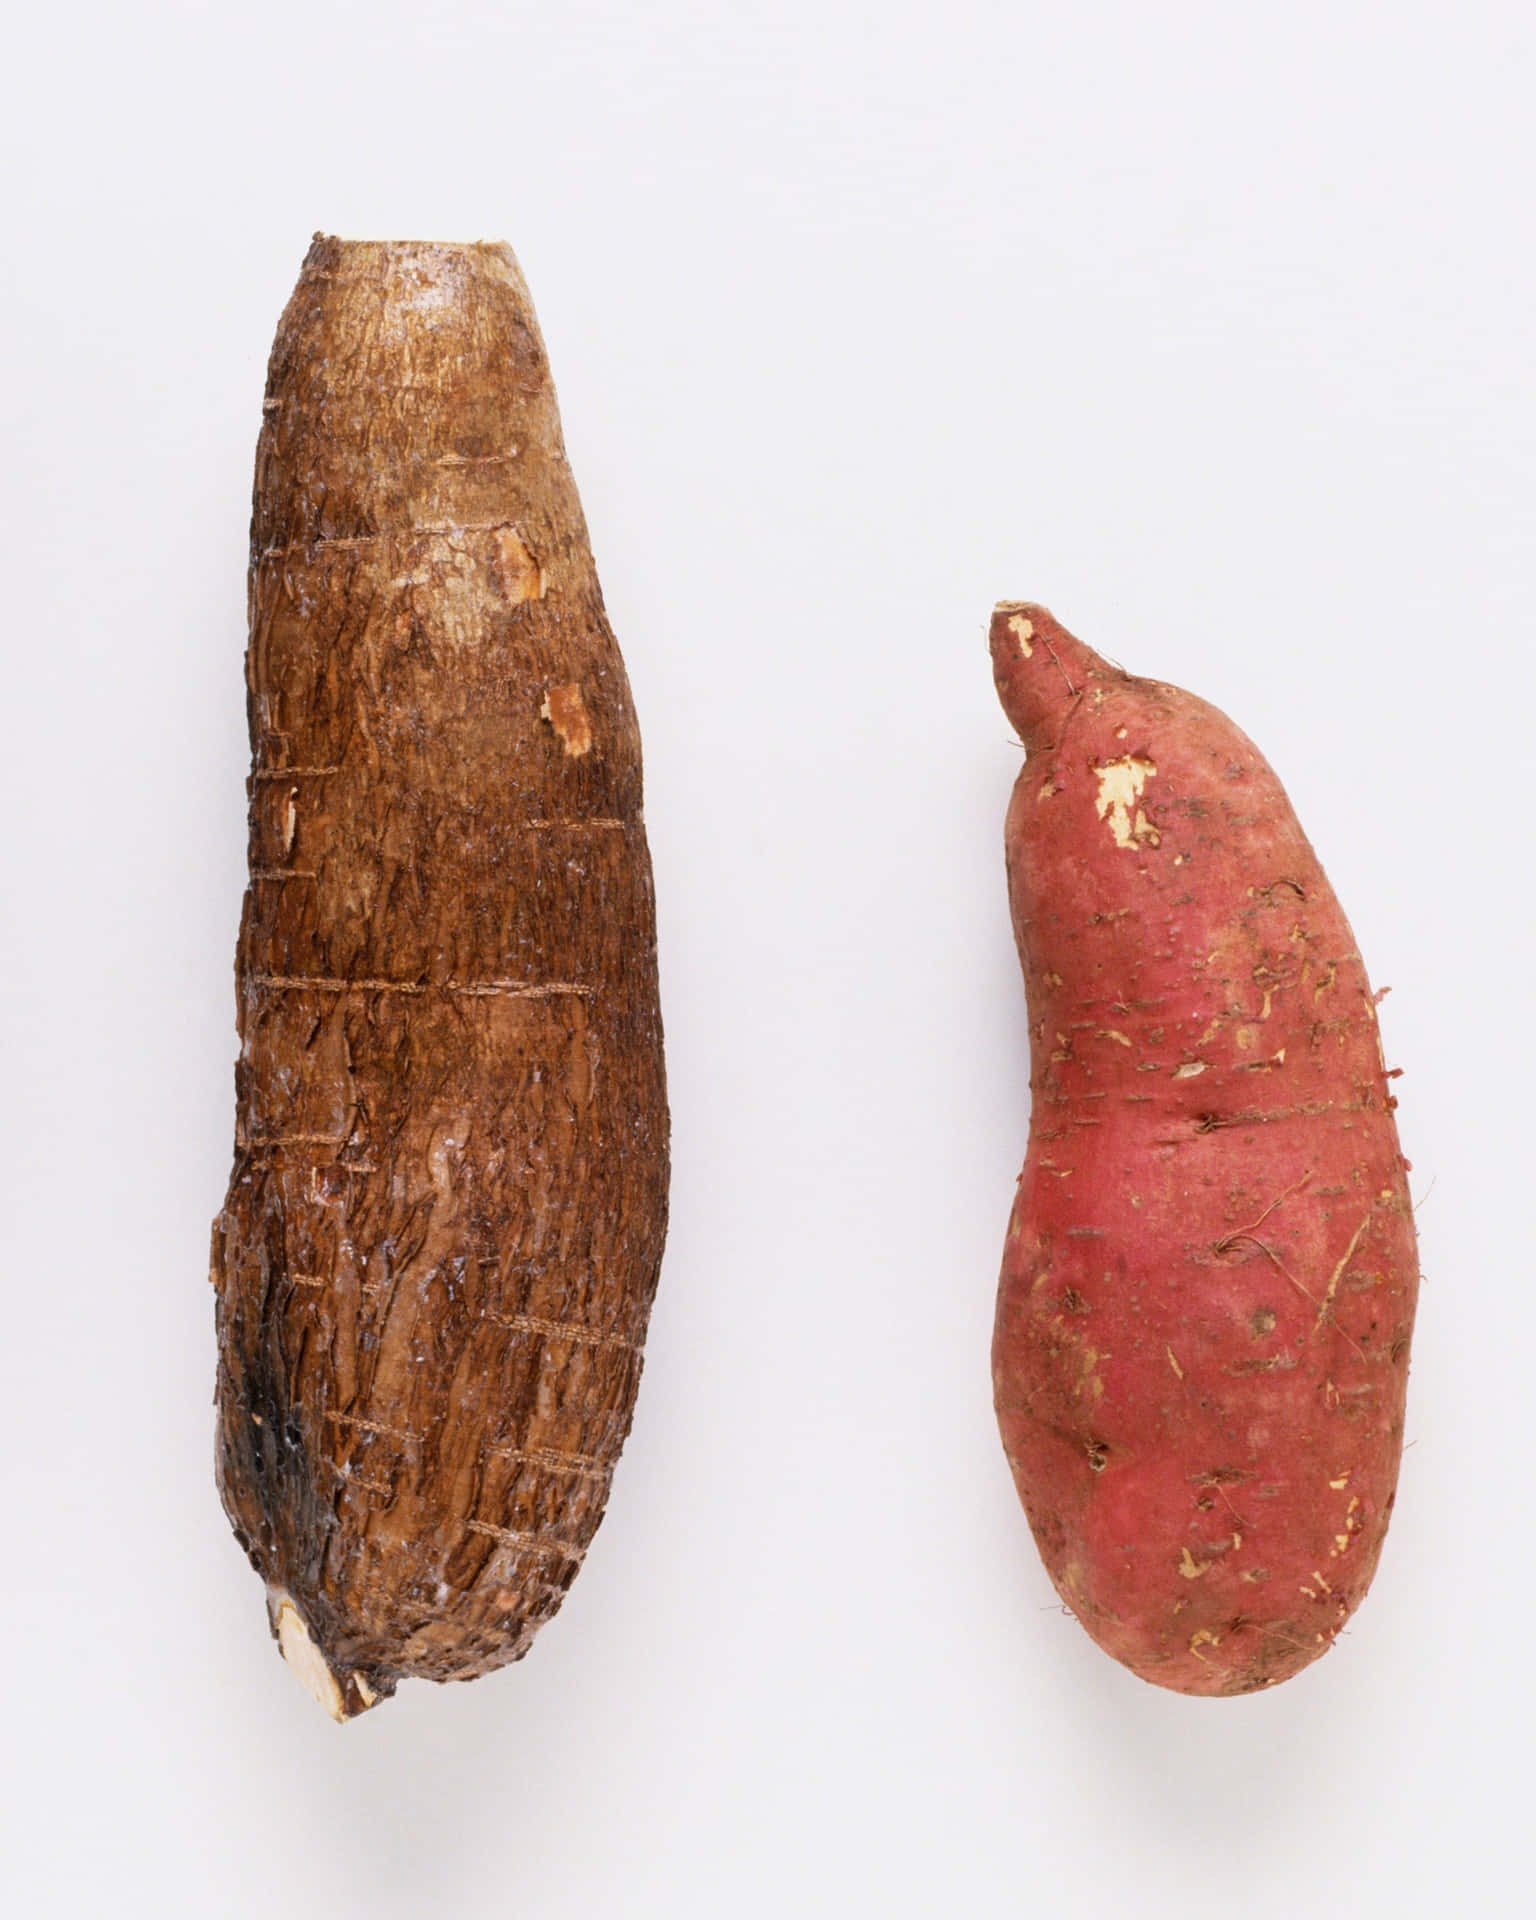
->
<box><xmin>989</xmin><ymin>603</ymin><xmax>1418</xmax><ymax>1696</ymax></box>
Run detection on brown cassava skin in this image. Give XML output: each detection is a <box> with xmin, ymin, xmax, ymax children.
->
<box><xmin>212</xmin><ymin>238</ymin><xmax>668</xmax><ymax>1718</ymax></box>
<box><xmin>990</xmin><ymin>604</ymin><xmax>1417</xmax><ymax>1696</ymax></box>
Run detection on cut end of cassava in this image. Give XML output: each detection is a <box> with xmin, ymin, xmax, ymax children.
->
<box><xmin>296</xmin><ymin>235</ymin><xmax>534</xmax><ymax>317</ymax></box>
<box><xmin>271</xmin><ymin>1593</ymin><xmax>384</xmax><ymax>1722</ymax></box>
<box><xmin>274</xmin><ymin>1596</ymin><xmax>344</xmax><ymax>1720</ymax></box>
<box><xmin>990</xmin><ymin>602</ymin><xmax>1117</xmax><ymax>752</ymax></box>
<box><xmin>310</xmin><ymin>229</ymin><xmax>511</xmax><ymax>245</ymax></box>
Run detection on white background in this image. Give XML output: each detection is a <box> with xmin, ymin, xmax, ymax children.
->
<box><xmin>3</xmin><ymin>4</ymin><xmax>1532</xmax><ymax>1916</ymax></box>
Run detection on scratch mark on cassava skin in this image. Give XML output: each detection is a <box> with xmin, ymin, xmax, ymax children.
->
<box><xmin>1166</xmin><ymin>1346</ymin><xmax>1184</xmax><ymax>1380</ymax></box>
<box><xmin>451</xmin><ymin>979</ymin><xmax>594</xmax><ymax>999</ymax></box>
<box><xmin>250</xmin><ymin>766</ymin><xmax>339</xmax><ymax>780</ymax></box>
<box><xmin>523</xmin><ymin>818</ymin><xmax>627</xmax><ymax>830</ymax></box>
<box><xmin>540</xmin><ymin>683</ymin><xmax>593</xmax><ymax>756</ymax></box>
<box><xmin>489</xmin><ymin>1445</ymin><xmax>613</xmax><ymax>1481</ymax></box>
<box><xmin>239</xmin><ymin>1132</ymin><xmax>350</xmax><ymax>1148</ymax></box>
<box><xmin>463</xmin><ymin>1521</ymin><xmax>586</xmax><ymax>1563</ymax></box>
<box><xmin>326</xmin><ymin>1411</ymin><xmax>418</xmax><ymax>1445</ymax></box>
<box><xmin>1179</xmin><ymin>1547</ymin><xmax>1211</xmax><ymax>1579</ymax></box>
<box><xmin>246</xmin><ymin>974</ymin><xmax>594</xmax><ymax>998</ymax></box>
<box><xmin>346</xmin><ymin>1478</ymin><xmax>394</xmax><ymax>1498</ymax></box>
<box><xmin>488</xmin><ymin>1312</ymin><xmax>640</xmax><ymax>1353</ymax></box>
<box><xmin>1172</xmin><ymin>1061</ymin><xmax>1207</xmax><ymax>1078</ymax></box>
<box><xmin>1009</xmin><ymin>613</ymin><xmax>1035</xmax><ymax>656</ymax></box>
<box><xmin>259</xmin><ymin>520</ymin><xmax>537</xmax><ymax>559</ymax></box>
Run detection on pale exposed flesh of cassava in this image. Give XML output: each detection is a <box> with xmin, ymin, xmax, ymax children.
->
<box><xmin>211</xmin><ymin>237</ymin><xmax>669</xmax><ymax>1719</ymax></box>
<box><xmin>989</xmin><ymin>604</ymin><xmax>1417</xmax><ymax>1695</ymax></box>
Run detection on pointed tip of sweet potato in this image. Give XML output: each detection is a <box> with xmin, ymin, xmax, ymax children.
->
<box><xmin>989</xmin><ymin>603</ymin><xmax>1117</xmax><ymax>750</ymax></box>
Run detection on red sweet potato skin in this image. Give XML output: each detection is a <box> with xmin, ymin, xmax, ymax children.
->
<box><xmin>990</xmin><ymin>604</ymin><xmax>1418</xmax><ymax>1695</ymax></box>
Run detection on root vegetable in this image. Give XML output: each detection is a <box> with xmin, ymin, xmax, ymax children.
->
<box><xmin>211</xmin><ymin>237</ymin><xmax>669</xmax><ymax>1719</ymax></box>
<box><xmin>989</xmin><ymin>603</ymin><xmax>1417</xmax><ymax>1695</ymax></box>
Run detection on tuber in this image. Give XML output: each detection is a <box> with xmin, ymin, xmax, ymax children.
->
<box><xmin>989</xmin><ymin>603</ymin><xmax>1417</xmax><ymax>1695</ymax></box>
<box><xmin>211</xmin><ymin>237</ymin><xmax>669</xmax><ymax>1718</ymax></box>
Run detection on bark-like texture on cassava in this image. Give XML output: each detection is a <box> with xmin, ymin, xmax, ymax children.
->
<box><xmin>212</xmin><ymin>237</ymin><xmax>668</xmax><ymax>1719</ymax></box>
<box><xmin>990</xmin><ymin>604</ymin><xmax>1416</xmax><ymax>1696</ymax></box>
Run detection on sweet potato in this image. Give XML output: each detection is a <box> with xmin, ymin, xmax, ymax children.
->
<box><xmin>211</xmin><ymin>237</ymin><xmax>668</xmax><ymax>1718</ymax></box>
<box><xmin>989</xmin><ymin>603</ymin><xmax>1417</xmax><ymax>1695</ymax></box>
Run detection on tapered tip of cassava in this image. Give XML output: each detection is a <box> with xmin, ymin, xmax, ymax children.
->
<box><xmin>271</xmin><ymin>1593</ymin><xmax>384</xmax><ymax>1723</ymax></box>
<box><xmin>990</xmin><ymin>602</ymin><xmax>1118</xmax><ymax>751</ymax></box>
<box><xmin>257</xmin><ymin>234</ymin><xmax>551</xmax><ymax>558</ymax></box>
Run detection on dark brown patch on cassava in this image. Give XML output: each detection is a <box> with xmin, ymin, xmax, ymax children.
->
<box><xmin>212</xmin><ymin>238</ymin><xmax>669</xmax><ymax>1718</ymax></box>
